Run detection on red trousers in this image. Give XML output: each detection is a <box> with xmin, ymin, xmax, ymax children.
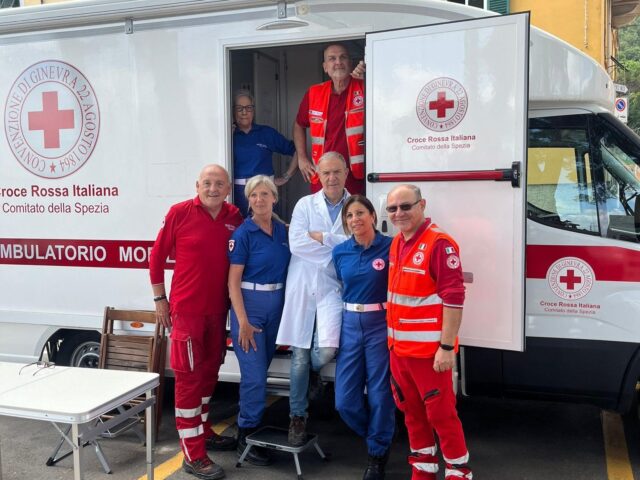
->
<box><xmin>170</xmin><ymin>311</ymin><xmax>226</xmax><ymax>462</ymax></box>
<box><xmin>390</xmin><ymin>351</ymin><xmax>471</xmax><ymax>480</ymax></box>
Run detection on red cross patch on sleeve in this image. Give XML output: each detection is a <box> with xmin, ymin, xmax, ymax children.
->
<box><xmin>446</xmin><ymin>254</ymin><xmax>460</xmax><ymax>269</ymax></box>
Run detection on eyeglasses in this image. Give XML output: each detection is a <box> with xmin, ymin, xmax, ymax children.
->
<box><xmin>19</xmin><ymin>360</ymin><xmax>55</xmax><ymax>376</ymax></box>
<box><xmin>385</xmin><ymin>199</ymin><xmax>421</xmax><ymax>214</ymax></box>
<box><xmin>234</xmin><ymin>105</ymin><xmax>255</xmax><ymax>113</ymax></box>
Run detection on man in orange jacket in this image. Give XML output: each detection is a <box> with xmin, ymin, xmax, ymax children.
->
<box><xmin>386</xmin><ymin>184</ymin><xmax>472</xmax><ymax>480</ymax></box>
<box><xmin>294</xmin><ymin>43</ymin><xmax>366</xmax><ymax>195</ymax></box>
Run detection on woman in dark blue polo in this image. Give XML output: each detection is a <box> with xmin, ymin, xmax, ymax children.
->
<box><xmin>332</xmin><ymin>195</ymin><xmax>395</xmax><ymax>480</ymax></box>
<box><xmin>233</xmin><ymin>90</ymin><xmax>298</xmax><ymax>216</ymax></box>
<box><xmin>228</xmin><ymin>175</ymin><xmax>291</xmax><ymax>466</ymax></box>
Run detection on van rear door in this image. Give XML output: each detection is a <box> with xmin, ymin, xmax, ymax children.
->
<box><xmin>366</xmin><ymin>13</ymin><xmax>529</xmax><ymax>351</ymax></box>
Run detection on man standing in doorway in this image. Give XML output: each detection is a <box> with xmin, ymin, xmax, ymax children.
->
<box><xmin>276</xmin><ymin>151</ymin><xmax>350</xmax><ymax>446</ymax></box>
<box><xmin>149</xmin><ymin>165</ymin><xmax>242</xmax><ymax>480</ymax></box>
<box><xmin>385</xmin><ymin>184</ymin><xmax>472</xmax><ymax>480</ymax></box>
<box><xmin>294</xmin><ymin>43</ymin><xmax>366</xmax><ymax>195</ymax></box>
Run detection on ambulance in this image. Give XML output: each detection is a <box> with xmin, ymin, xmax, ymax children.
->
<box><xmin>1</xmin><ymin>0</ymin><xmax>639</xmax><ymax>413</ymax></box>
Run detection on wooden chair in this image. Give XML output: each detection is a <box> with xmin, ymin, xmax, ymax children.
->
<box><xmin>98</xmin><ymin>307</ymin><xmax>166</xmax><ymax>439</ymax></box>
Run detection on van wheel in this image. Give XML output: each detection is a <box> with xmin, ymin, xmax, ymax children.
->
<box><xmin>57</xmin><ymin>332</ymin><xmax>101</xmax><ymax>368</ymax></box>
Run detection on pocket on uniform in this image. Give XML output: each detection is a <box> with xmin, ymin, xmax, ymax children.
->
<box><xmin>399</xmin><ymin>317</ymin><xmax>437</xmax><ymax>324</ymax></box>
<box><xmin>170</xmin><ymin>331</ymin><xmax>194</xmax><ymax>373</ymax></box>
<box><xmin>390</xmin><ymin>374</ymin><xmax>406</xmax><ymax>410</ymax></box>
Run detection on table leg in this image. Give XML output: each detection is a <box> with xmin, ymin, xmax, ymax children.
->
<box><xmin>72</xmin><ymin>423</ymin><xmax>84</xmax><ymax>480</ymax></box>
<box><xmin>146</xmin><ymin>389</ymin><xmax>155</xmax><ymax>480</ymax></box>
<box><xmin>0</xmin><ymin>435</ymin><xmax>3</xmax><ymax>480</ymax></box>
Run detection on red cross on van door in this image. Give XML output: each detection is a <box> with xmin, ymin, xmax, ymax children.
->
<box><xmin>559</xmin><ymin>269</ymin><xmax>582</xmax><ymax>290</ymax></box>
<box><xmin>429</xmin><ymin>91</ymin><xmax>455</xmax><ymax>118</ymax></box>
<box><xmin>28</xmin><ymin>91</ymin><xmax>75</xmax><ymax>149</ymax></box>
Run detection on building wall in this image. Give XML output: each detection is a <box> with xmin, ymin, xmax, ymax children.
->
<box><xmin>511</xmin><ymin>0</ymin><xmax>607</xmax><ymax>68</ymax></box>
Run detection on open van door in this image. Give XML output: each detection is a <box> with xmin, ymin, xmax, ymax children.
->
<box><xmin>366</xmin><ymin>13</ymin><xmax>529</xmax><ymax>351</ymax></box>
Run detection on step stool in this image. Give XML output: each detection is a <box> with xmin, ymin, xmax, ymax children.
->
<box><xmin>236</xmin><ymin>426</ymin><xmax>328</xmax><ymax>479</ymax></box>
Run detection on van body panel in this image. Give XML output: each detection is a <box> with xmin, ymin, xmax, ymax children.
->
<box><xmin>1</xmin><ymin>0</ymin><xmax>638</xmax><ymax>409</ymax></box>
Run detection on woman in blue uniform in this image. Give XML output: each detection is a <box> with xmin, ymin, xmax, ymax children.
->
<box><xmin>233</xmin><ymin>90</ymin><xmax>298</xmax><ymax>216</ymax></box>
<box><xmin>332</xmin><ymin>195</ymin><xmax>396</xmax><ymax>480</ymax></box>
<box><xmin>228</xmin><ymin>175</ymin><xmax>291</xmax><ymax>466</ymax></box>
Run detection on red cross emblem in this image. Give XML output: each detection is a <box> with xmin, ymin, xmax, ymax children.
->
<box><xmin>416</xmin><ymin>77</ymin><xmax>468</xmax><ymax>132</ymax></box>
<box><xmin>429</xmin><ymin>91</ymin><xmax>455</xmax><ymax>119</ymax></box>
<box><xmin>28</xmin><ymin>91</ymin><xmax>75</xmax><ymax>149</ymax></box>
<box><xmin>559</xmin><ymin>269</ymin><xmax>582</xmax><ymax>290</ymax></box>
<box><xmin>372</xmin><ymin>258</ymin><xmax>385</xmax><ymax>271</ymax></box>
<box><xmin>546</xmin><ymin>257</ymin><xmax>595</xmax><ymax>300</ymax></box>
<box><xmin>4</xmin><ymin>60</ymin><xmax>100</xmax><ymax>179</ymax></box>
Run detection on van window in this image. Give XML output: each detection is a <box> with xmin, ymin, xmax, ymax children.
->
<box><xmin>527</xmin><ymin>117</ymin><xmax>599</xmax><ymax>234</ymax></box>
<box><xmin>595</xmin><ymin>115</ymin><xmax>640</xmax><ymax>242</ymax></box>
<box><xmin>528</xmin><ymin>113</ymin><xmax>640</xmax><ymax>244</ymax></box>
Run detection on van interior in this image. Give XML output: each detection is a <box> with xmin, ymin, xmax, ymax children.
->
<box><xmin>230</xmin><ymin>40</ymin><xmax>364</xmax><ymax>221</ymax></box>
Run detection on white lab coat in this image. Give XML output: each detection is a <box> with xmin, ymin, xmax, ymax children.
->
<box><xmin>276</xmin><ymin>190</ymin><xmax>349</xmax><ymax>349</ymax></box>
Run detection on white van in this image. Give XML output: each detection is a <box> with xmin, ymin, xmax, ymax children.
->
<box><xmin>1</xmin><ymin>0</ymin><xmax>639</xmax><ymax>412</ymax></box>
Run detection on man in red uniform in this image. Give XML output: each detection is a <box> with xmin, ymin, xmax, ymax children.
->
<box><xmin>294</xmin><ymin>43</ymin><xmax>366</xmax><ymax>195</ymax></box>
<box><xmin>149</xmin><ymin>164</ymin><xmax>242</xmax><ymax>480</ymax></box>
<box><xmin>386</xmin><ymin>184</ymin><xmax>472</xmax><ymax>480</ymax></box>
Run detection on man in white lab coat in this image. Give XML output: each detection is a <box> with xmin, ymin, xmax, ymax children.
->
<box><xmin>276</xmin><ymin>151</ymin><xmax>350</xmax><ymax>446</ymax></box>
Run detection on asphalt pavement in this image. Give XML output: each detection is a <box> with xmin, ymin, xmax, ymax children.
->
<box><xmin>0</xmin><ymin>381</ymin><xmax>639</xmax><ymax>479</ymax></box>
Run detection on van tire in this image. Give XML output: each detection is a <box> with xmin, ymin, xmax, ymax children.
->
<box><xmin>56</xmin><ymin>332</ymin><xmax>101</xmax><ymax>368</ymax></box>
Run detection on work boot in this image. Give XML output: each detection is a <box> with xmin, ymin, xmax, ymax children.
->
<box><xmin>205</xmin><ymin>431</ymin><xmax>237</xmax><ymax>451</ymax></box>
<box><xmin>363</xmin><ymin>450</ymin><xmax>390</xmax><ymax>480</ymax></box>
<box><xmin>287</xmin><ymin>415</ymin><xmax>307</xmax><ymax>446</ymax></box>
<box><xmin>182</xmin><ymin>456</ymin><xmax>225</xmax><ymax>480</ymax></box>
<box><xmin>237</xmin><ymin>427</ymin><xmax>273</xmax><ymax>466</ymax></box>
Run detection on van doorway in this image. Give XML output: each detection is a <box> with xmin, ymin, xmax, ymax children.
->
<box><xmin>230</xmin><ymin>40</ymin><xmax>364</xmax><ymax>221</ymax></box>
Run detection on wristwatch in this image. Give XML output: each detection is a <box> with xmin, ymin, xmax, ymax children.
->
<box><xmin>439</xmin><ymin>343</ymin><xmax>455</xmax><ymax>351</ymax></box>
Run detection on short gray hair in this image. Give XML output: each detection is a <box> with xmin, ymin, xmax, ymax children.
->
<box><xmin>244</xmin><ymin>175</ymin><xmax>278</xmax><ymax>203</ymax></box>
<box><xmin>234</xmin><ymin>89</ymin><xmax>254</xmax><ymax>105</ymax></box>
<box><xmin>317</xmin><ymin>151</ymin><xmax>347</xmax><ymax>169</ymax></box>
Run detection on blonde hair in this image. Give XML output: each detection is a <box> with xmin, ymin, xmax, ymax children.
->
<box><xmin>244</xmin><ymin>175</ymin><xmax>278</xmax><ymax>203</ymax></box>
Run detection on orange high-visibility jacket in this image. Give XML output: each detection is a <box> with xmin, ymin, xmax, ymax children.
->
<box><xmin>307</xmin><ymin>78</ymin><xmax>365</xmax><ymax>183</ymax></box>
<box><xmin>387</xmin><ymin>223</ymin><xmax>460</xmax><ymax>358</ymax></box>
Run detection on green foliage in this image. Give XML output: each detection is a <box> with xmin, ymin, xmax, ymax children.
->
<box><xmin>619</xmin><ymin>19</ymin><xmax>640</xmax><ymax>133</ymax></box>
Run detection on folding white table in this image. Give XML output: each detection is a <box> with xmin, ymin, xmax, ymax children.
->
<box><xmin>0</xmin><ymin>362</ymin><xmax>158</xmax><ymax>480</ymax></box>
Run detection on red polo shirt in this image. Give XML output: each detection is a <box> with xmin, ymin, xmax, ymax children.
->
<box><xmin>397</xmin><ymin>218</ymin><xmax>465</xmax><ymax>308</ymax></box>
<box><xmin>149</xmin><ymin>197</ymin><xmax>242</xmax><ymax>315</ymax></box>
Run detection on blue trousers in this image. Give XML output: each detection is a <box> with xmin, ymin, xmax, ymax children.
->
<box><xmin>230</xmin><ymin>288</ymin><xmax>284</xmax><ymax>428</ymax></box>
<box><xmin>335</xmin><ymin>310</ymin><xmax>395</xmax><ymax>456</ymax></box>
<box><xmin>233</xmin><ymin>184</ymin><xmax>250</xmax><ymax>218</ymax></box>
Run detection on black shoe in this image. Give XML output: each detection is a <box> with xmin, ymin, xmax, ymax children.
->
<box><xmin>287</xmin><ymin>416</ymin><xmax>307</xmax><ymax>446</ymax></box>
<box><xmin>362</xmin><ymin>450</ymin><xmax>390</xmax><ymax>480</ymax></box>
<box><xmin>237</xmin><ymin>427</ymin><xmax>273</xmax><ymax>466</ymax></box>
<box><xmin>182</xmin><ymin>456</ymin><xmax>225</xmax><ymax>480</ymax></box>
<box><xmin>205</xmin><ymin>432</ymin><xmax>237</xmax><ymax>451</ymax></box>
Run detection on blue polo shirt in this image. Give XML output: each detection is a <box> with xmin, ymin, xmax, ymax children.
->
<box><xmin>233</xmin><ymin>124</ymin><xmax>295</xmax><ymax>178</ymax></box>
<box><xmin>228</xmin><ymin>217</ymin><xmax>291</xmax><ymax>284</ymax></box>
<box><xmin>332</xmin><ymin>232</ymin><xmax>392</xmax><ymax>304</ymax></box>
